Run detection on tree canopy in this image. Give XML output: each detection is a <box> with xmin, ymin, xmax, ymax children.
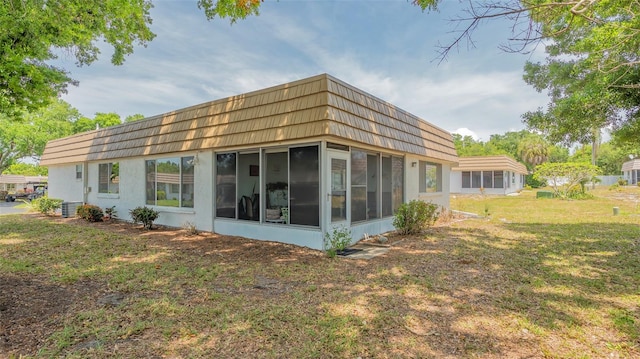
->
<box><xmin>0</xmin><ymin>100</ymin><xmax>78</xmax><ymax>173</ymax></box>
<box><xmin>0</xmin><ymin>0</ymin><xmax>155</xmax><ymax>116</ymax></box>
<box><xmin>518</xmin><ymin>1</ymin><xmax>640</xmax><ymax>148</ymax></box>
<box><xmin>534</xmin><ymin>162</ymin><xmax>601</xmax><ymax>199</ymax></box>
<box><xmin>453</xmin><ymin>130</ymin><xmax>568</xmax><ymax>171</ymax></box>
<box><xmin>3</xmin><ymin>0</ymin><xmax>640</xmax><ymax>154</ymax></box>
<box><xmin>0</xmin><ymin>100</ymin><xmax>137</xmax><ymax>174</ymax></box>
<box><xmin>197</xmin><ymin>0</ymin><xmax>640</xmax><ymax>149</ymax></box>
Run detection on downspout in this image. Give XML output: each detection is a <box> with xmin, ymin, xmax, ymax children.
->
<box><xmin>83</xmin><ymin>162</ymin><xmax>89</xmax><ymax>204</ymax></box>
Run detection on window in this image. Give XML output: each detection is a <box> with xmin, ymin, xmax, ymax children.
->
<box><xmin>98</xmin><ymin>163</ymin><xmax>119</xmax><ymax>194</ymax></box>
<box><xmin>289</xmin><ymin>146</ymin><xmax>319</xmax><ymax>226</ymax></box>
<box><xmin>75</xmin><ymin>165</ymin><xmax>82</xmax><ymax>180</ymax></box>
<box><xmin>351</xmin><ymin>149</ymin><xmax>394</xmax><ymax>222</ymax></box>
<box><xmin>331</xmin><ymin>158</ymin><xmax>347</xmax><ymax>222</ymax></box>
<box><xmin>265</xmin><ymin>151</ymin><xmax>288</xmax><ymax>223</ymax></box>
<box><xmin>471</xmin><ymin>171</ymin><xmax>482</xmax><ymax>188</ymax></box>
<box><xmin>237</xmin><ymin>153</ymin><xmax>259</xmax><ymax>221</ymax></box>
<box><xmin>419</xmin><ymin>161</ymin><xmax>442</xmax><ymax>193</ymax></box>
<box><xmin>493</xmin><ymin>171</ymin><xmax>504</xmax><ymax>188</ymax></box>
<box><xmin>462</xmin><ymin>170</ymin><xmax>505</xmax><ymax>189</ymax></box>
<box><xmin>367</xmin><ymin>153</ymin><xmax>380</xmax><ymax>218</ymax></box>
<box><xmin>350</xmin><ymin>149</ymin><xmax>367</xmax><ymax>222</ymax></box>
<box><xmin>215</xmin><ymin>153</ymin><xmax>236</xmax><ymax>218</ymax></box>
<box><xmin>462</xmin><ymin>171</ymin><xmax>471</xmax><ymax>188</ymax></box>
<box><xmin>181</xmin><ymin>157</ymin><xmax>195</xmax><ymax>208</ymax></box>
<box><xmin>146</xmin><ymin>156</ymin><xmax>195</xmax><ymax>208</ymax></box>
<box><xmin>382</xmin><ymin>156</ymin><xmax>404</xmax><ymax>217</ymax></box>
<box><xmin>215</xmin><ymin>145</ymin><xmax>320</xmax><ymax>227</ymax></box>
<box><xmin>482</xmin><ymin>171</ymin><xmax>493</xmax><ymax>189</ymax></box>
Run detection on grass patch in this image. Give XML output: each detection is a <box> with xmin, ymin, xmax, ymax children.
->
<box><xmin>2</xmin><ymin>186</ymin><xmax>640</xmax><ymax>358</ymax></box>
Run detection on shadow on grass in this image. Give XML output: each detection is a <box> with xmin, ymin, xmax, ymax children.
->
<box><xmin>395</xmin><ymin>221</ymin><xmax>640</xmax><ymax>355</ymax></box>
<box><xmin>2</xmin><ymin>214</ymin><xmax>640</xmax><ymax>357</ymax></box>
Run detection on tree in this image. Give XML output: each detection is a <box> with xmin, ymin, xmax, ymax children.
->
<box><xmin>487</xmin><ymin>131</ymin><xmax>530</xmax><ymax>160</ymax></box>
<box><xmin>518</xmin><ymin>135</ymin><xmax>550</xmax><ymax>170</ymax></box>
<box><xmin>0</xmin><ymin>120</ymin><xmax>29</xmax><ymax>174</ymax></box>
<box><xmin>72</xmin><ymin>113</ymin><xmax>123</xmax><ymax>133</ymax></box>
<box><xmin>125</xmin><ymin>114</ymin><xmax>146</xmax><ymax>123</ymax></box>
<box><xmin>570</xmin><ymin>142</ymin><xmax>630</xmax><ymax>176</ymax></box>
<box><xmin>3</xmin><ymin>163</ymin><xmax>48</xmax><ymax>176</ymax></box>
<box><xmin>453</xmin><ymin>134</ymin><xmax>492</xmax><ymax>156</ymax></box>
<box><xmin>1</xmin><ymin>0</ymin><xmax>155</xmax><ymax>116</ymax></box>
<box><xmin>73</xmin><ymin>117</ymin><xmax>97</xmax><ymax>134</ymax></box>
<box><xmin>534</xmin><ymin>162</ymin><xmax>601</xmax><ymax>199</ymax></box>
<box><xmin>518</xmin><ymin>0</ymin><xmax>640</xmax><ymax>147</ymax></box>
<box><xmin>0</xmin><ymin>100</ymin><xmax>77</xmax><ymax>173</ymax></box>
<box><xmin>94</xmin><ymin>113</ymin><xmax>122</xmax><ymax>128</ymax></box>
<box><xmin>212</xmin><ymin>0</ymin><xmax>640</xmax><ymax>147</ymax></box>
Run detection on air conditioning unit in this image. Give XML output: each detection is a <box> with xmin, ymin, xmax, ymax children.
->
<box><xmin>61</xmin><ymin>202</ymin><xmax>82</xmax><ymax>218</ymax></box>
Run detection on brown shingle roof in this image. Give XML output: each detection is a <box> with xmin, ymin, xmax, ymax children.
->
<box><xmin>452</xmin><ymin>155</ymin><xmax>528</xmax><ymax>174</ymax></box>
<box><xmin>41</xmin><ymin>74</ymin><xmax>458</xmax><ymax>166</ymax></box>
<box><xmin>622</xmin><ymin>159</ymin><xmax>640</xmax><ymax>171</ymax></box>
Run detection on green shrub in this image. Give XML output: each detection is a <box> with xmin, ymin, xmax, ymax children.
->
<box><xmin>324</xmin><ymin>225</ymin><xmax>352</xmax><ymax>258</ymax></box>
<box><xmin>393</xmin><ymin>200</ymin><xmax>439</xmax><ymax>235</ymax></box>
<box><xmin>156</xmin><ymin>190</ymin><xmax>166</xmax><ymax>200</ymax></box>
<box><xmin>76</xmin><ymin>204</ymin><xmax>104</xmax><ymax>222</ymax></box>
<box><xmin>31</xmin><ymin>197</ymin><xmax>63</xmax><ymax>215</ymax></box>
<box><xmin>525</xmin><ymin>174</ymin><xmax>546</xmax><ymax>188</ymax></box>
<box><xmin>618</xmin><ymin>178</ymin><xmax>628</xmax><ymax>186</ymax></box>
<box><xmin>104</xmin><ymin>206</ymin><xmax>117</xmax><ymax>219</ymax></box>
<box><xmin>130</xmin><ymin>206</ymin><xmax>159</xmax><ymax>229</ymax></box>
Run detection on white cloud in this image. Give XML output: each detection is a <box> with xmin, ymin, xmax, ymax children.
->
<box><xmin>53</xmin><ymin>0</ymin><xmax>550</xmax><ymax>140</ymax></box>
<box><xmin>452</xmin><ymin>128</ymin><xmax>479</xmax><ymax>140</ymax></box>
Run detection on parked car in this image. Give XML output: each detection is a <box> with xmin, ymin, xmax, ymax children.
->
<box><xmin>27</xmin><ymin>188</ymin><xmax>45</xmax><ymax>201</ymax></box>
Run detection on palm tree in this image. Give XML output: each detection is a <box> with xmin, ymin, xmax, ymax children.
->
<box><xmin>518</xmin><ymin>135</ymin><xmax>550</xmax><ymax>170</ymax></box>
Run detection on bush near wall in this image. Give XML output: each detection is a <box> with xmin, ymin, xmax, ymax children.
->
<box><xmin>130</xmin><ymin>206</ymin><xmax>159</xmax><ymax>230</ymax></box>
<box><xmin>76</xmin><ymin>204</ymin><xmax>104</xmax><ymax>222</ymax></box>
<box><xmin>393</xmin><ymin>200</ymin><xmax>439</xmax><ymax>235</ymax></box>
<box><xmin>31</xmin><ymin>197</ymin><xmax>63</xmax><ymax>215</ymax></box>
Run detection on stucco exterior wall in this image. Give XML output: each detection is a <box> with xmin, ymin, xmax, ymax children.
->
<box><xmin>47</xmin><ymin>147</ymin><xmax>453</xmax><ymax>251</ymax></box>
<box><xmin>450</xmin><ymin>170</ymin><xmax>525</xmax><ymax>195</ymax></box>
<box><xmin>404</xmin><ymin>156</ymin><xmax>451</xmax><ymax>209</ymax></box>
<box><xmin>74</xmin><ymin>151</ymin><xmax>213</xmax><ymax>232</ymax></box>
<box><xmin>47</xmin><ymin>165</ymin><xmax>84</xmax><ymax>203</ymax></box>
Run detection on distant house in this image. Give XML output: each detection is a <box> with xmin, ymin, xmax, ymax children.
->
<box><xmin>450</xmin><ymin>155</ymin><xmax>527</xmax><ymax>195</ymax></box>
<box><xmin>622</xmin><ymin>159</ymin><xmax>640</xmax><ymax>185</ymax></box>
<box><xmin>41</xmin><ymin>74</ymin><xmax>458</xmax><ymax>250</ymax></box>
<box><xmin>0</xmin><ymin>175</ymin><xmax>48</xmax><ymax>193</ymax></box>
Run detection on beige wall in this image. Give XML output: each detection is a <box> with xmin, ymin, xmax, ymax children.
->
<box><xmin>405</xmin><ymin>155</ymin><xmax>451</xmax><ymax>209</ymax></box>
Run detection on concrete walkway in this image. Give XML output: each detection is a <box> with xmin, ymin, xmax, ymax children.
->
<box><xmin>340</xmin><ymin>243</ymin><xmax>390</xmax><ymax>259</ymax></box>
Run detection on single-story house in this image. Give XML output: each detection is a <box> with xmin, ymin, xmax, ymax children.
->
<box><xmin>0</xmin><ymin>175</ymin><xmax>48</xmax><ymax>193</ymax></box>
<box><xmin>622</xmin><ymin>159</ymin><xmax>640</xmax><ymax>185</ymax></box>
<box><xmin>41</xmin><ymin>74</ymin><xmax>458</xmax><ymax>250</ymax></box>
<box><xmin>450</xmin><ymin>155</ymin><xmax>527</xmax><ymax>195</ymax></box>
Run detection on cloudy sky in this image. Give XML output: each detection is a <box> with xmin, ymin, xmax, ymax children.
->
<box><xmin>52</xmin><ymin>0</ymin><xmax>550</xmax><ymax>141</ymax></box>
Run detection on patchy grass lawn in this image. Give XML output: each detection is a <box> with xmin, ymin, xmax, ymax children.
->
<box><xmin>1</xmin><ymin>186</ymin><xmax>639</xmax><ymax>358</ymax></box>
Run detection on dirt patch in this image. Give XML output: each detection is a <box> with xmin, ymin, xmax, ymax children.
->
<box><xmin>1</xmin><ymin>215</ymin><xmax>330</xmax><ymax>357</ymax></box>
<box><xmin>0</xmin><ymin>274</ymin><xmax>105</xmax><ymax>353</ymax></box>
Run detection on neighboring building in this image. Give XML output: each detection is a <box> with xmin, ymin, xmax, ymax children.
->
<box><xmin>0</xmin><ymin>175</ymin><xmax>48</xmax><ymax>193</ymax></box>
<box><xmin>450</xmin><ymin>155</ymin><xmax>527</xmax><ymax>195</ymax></box>
<box><xmin>41</xmin><ymin>74</ymin><xmax>458</xmax><ymax>250</ymax></box>
<box><xmin>622</xmin><ymin>159</ymin><xmax>640</xmax><ymax>185</ymax></box>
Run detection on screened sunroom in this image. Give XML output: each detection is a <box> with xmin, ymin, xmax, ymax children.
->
<box><xmin>41</xmin><ymin>74</ymin><xmax>457</xmax><ymax>250</ymax></box>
